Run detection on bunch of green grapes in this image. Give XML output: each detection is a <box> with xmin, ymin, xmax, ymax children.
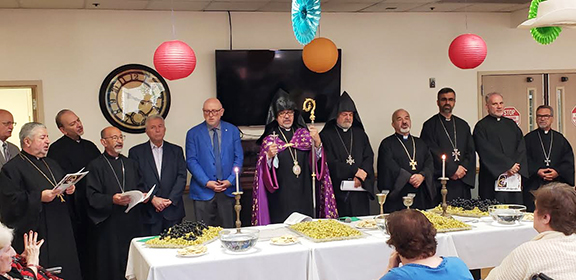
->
<box><xmin>432</xmin><ymin>205</ymin><xmax>488</xmax><ymax>217</ymax></box>
<box><xmin>290</xmin><ymin>219</ymin><xmax>362</xmax><ymax>240</ymax></box>
<box><xmin>419</xmin><ymin>210</ymin><xmax>471</xmax><ymax>231</ymax></box>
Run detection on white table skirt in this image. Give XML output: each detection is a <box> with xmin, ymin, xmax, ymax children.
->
<box><xmin>126</xmin><ymin>218</ymin><xmax>537</xmax><ymax>280</ymax></box>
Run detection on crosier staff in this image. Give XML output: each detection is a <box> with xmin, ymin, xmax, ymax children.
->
<box><xmin>302</xmin><ymin>98</ymin><xmax>317</xmax><ymax>218</ymax></box>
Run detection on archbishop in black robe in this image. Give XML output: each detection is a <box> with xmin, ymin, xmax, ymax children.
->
<box><xmin>421</xmin><ymin>114</ymin><xmax>476</xmax><ymax>202</ymax></box>
<box><xmin>524</xmin><ymin>128</ymin><xmax>574</xmax><ymax>211</ymax></box>
<box><xmin>377</xmin><ymin>134</ymin><xmax>435</xmax><ymax>212</ymax></box>
<box><xmin>320</xmin><ymin>91</ymin><xmax>374</xmax><ymax>217</ymax></box>
<box><xmin>47</xmin><ymin>135</ymin><xmax>100</xmax><ymax>279</ymax></box>
<box><xmin>85</xmin><ymin>152</ymin><xmax>144</xmax><ymax>280</ymax></box>
<box><xmin>473</xmin><ymin>115</ymin><xmax>527</xmax><ymax>204</ymax></box>
<box><xmin>0</xmin><ymin>151</ymin><xmax>81</xmax><ymax>280</ymax></box>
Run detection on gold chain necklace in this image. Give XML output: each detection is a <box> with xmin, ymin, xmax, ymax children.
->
<box><xmin>19</xmin><ymin>153</ymin><xmax>64</xmax><ymax>202</ymax></box>
<box><xmin>278</xmin><ymin>128</ymin><xmax>301</xmax><ymax>178</ymax></box>
<box><xmin>396</xmin><ymin>135</ymin><xmax>418</xmax><ymax>170</ymax></box>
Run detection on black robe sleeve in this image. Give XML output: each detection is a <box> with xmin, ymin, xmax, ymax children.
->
<box><xmin>0</xmin><ymin>162</ymin><xmax>42</xmax><ymax>228</ymax></box>
<box><xmin>473</xmin><ymin>120</ymin><xmax>516</xmax><ymax>178</ymax></box>
<box><xmin>377</xmin><ymin>138</ymin><xmax>411</xmax><ymax>198</ymax></box>
<box><xmin>556</xmin><ymin>135</ymin><xmax>575</xmax><ymax>185</ymax></box>
<box><xmin>85</xmin><ymin>158</ymin><xmax>114</xmax><ymax>225</ymax></box>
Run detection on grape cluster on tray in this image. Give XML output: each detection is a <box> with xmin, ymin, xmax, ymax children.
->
<box><xmin>448</xmin><ymin>198</ymin><xmax>500</xmax><ymax>212</ymax></box>
<box><xmin>145</xmin><ymin>221</ymin><xmax>222</xmax><ymax>248</ymax></box>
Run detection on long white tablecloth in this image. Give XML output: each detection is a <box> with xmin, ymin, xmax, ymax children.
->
<box><xmin>126</xmin><ymin>218</ymin><xmax>537</xmax><ymax>280</ymax></box>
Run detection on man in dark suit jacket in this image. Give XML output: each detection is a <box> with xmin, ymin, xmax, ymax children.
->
<box><xmin>129</xmin><ymin>115</ymin><xmax>187</xmax><ymax>235</ymax></box>
<box><xmin>186</xmin><ymin>98</ymin><xmax>243</xmax><ymax>228</ymax></box>
<box><xmin>0</xmin><ymin>109</ymin><xmax>19</xmax><ymax>170</ymax></box>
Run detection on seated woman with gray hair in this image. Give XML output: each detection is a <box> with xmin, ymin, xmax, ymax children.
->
<box><xmin>0</xmin><ymin>223</ymin><xmax>61</xmax><ymax>280</ymax></box>
<box><xmin>380</xmin><ymin>209</ymin><xmax>473</xmax><ymax>280</ymax></box>
<box><xmin>486</xmin><ymin>183</ymin><xmax>576</xmax><ymax>280</ymax></box>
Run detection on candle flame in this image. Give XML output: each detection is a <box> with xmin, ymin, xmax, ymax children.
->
<box><xmin>234</xmin><ymin>167</ymin><xmax>239</xmax><ymax>173</ymax></box>
<box><xmin>441</xmin><ymin>154</ymin><xmax>446</xmax><ymax>160</ymax></box>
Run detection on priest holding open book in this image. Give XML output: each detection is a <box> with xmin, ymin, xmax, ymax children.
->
<box><xmin>0</xmin><ymin>122</ymin><xmax>81</xmax><ymax>279</ymax></box>
<box><xmin>85</xmin><ymin>126</ymin><xmax>145</xmax><ymax>280</ymax></box>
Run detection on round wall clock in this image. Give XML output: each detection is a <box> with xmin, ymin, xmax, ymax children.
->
<box><xmin>99</xmin><ymin>64</ymin><xmax>171</xmax><ymax>133</ymax></box>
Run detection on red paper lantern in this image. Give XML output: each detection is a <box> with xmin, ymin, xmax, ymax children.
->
<box><xmin>302</xmin><ymin>37</ymin><xmax>339</xmax><ymax>73</ymax></box>
<box><xmin>448</xmin><ymin>34</ymin><xmax>487</xmax><ymax>69</ymax></box>
<box><xmin>153</xmin><ymin>40</ymin><xmax>197</xmax><ymax>80</ymax></box>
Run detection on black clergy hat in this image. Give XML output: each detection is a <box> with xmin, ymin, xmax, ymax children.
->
<box><xmin>257</xmin><ymin>88</ymin><xmax>307</xmax><ymax>144</ymax></box>
<box><xmin>326</xmin><ymin>91</ymin><xmax>364</xmax><ymax>129</ymax></box>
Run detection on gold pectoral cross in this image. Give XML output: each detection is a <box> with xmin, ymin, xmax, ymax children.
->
<box><xmin>409</xmin><ymin>160</ymin><xmax>417</xmax><ymax>170</ymax></box>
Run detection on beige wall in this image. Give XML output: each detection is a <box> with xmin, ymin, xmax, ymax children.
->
<box><xmin>1</xmin><ymin>9</ymin><xmax>576</xmax><ymax>154</ymax></box>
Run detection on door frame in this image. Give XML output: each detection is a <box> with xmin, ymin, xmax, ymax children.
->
<box><xmin>477</xmin><ymin>70</ymin><xmax>576</xmax><ymax>120</ymax></box>
<box><xmin>0</xmin><ymin>80</ymin><xmax>43</xmax><ymax>123</ymax></box>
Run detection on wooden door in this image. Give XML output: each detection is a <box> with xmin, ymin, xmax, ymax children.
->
<box><xmin>549</xmin><ymin>73</ymin><xmax>576</xmax><ymax>149</ymax></box>
<box><xmin>481</xmin><ymin>74</ymin><xmax>545</xmax><ymax>135</ymax></box>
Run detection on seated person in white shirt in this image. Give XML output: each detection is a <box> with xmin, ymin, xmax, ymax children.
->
<box><xmin>486</xmin><ymin>182</ymin><xmax>576</xmax><ymax>280</ymax></box>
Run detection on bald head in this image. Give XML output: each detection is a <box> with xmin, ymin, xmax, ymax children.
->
<box><xmin>0</xmin><ymin>109</ymin><xmax>15</xmax><ymax>142</ymax></box>
<box><xmin>391</xmin><ymin>109</ymin><xmax>411</xmax><ymax>136</ymax></box>
<box><xmin>202</xmin><ymin>98</ymin><xmax>224</xmax><ymax>127</ymax></box>
<box><xmin>100</xmin><ymin>126</ymin><xmax>124</xmax><ymax>157</ymax></box>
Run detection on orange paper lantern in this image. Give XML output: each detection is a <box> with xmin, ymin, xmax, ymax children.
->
<box><xmin>153</xmin><ymin>40</ymin><xmax>197</xmax><ymax>81</ymax></box>
<box><xmin>302</xmin><ymin>38</ymin><xmax>338</xmax><ymax>73</ymax></box>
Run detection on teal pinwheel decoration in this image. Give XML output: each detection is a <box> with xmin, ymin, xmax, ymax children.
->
<box><xmin>291</xmin><ymin>0</ymin><xmax>321</xmax><ymax>45</ymax></box>
<box><xmin>529</xmin><ymin>0</ymin><xmax>562</xmax><ymax>45</ymax></box>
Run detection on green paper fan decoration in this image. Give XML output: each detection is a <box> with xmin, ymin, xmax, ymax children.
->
<box><xmin>529</xmin><ymin>0</ymin><xmax>562</xmax><ymax>45</ymax></box>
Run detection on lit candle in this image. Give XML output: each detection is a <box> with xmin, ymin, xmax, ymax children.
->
<box><xmin>441</xmin><ymin>154</ymin><xmax>446</xmax><ymax>178</ymax></box>
<box><xmin>234</xmin><ymin>167</ymin><xmax>240</xmax><ymax>193</ymax></box>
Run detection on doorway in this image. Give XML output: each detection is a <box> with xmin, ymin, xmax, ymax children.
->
<box><xmin>0</xmin><ymin>82</ymin><xmax>42</xmax><ymax>149</ymax></box>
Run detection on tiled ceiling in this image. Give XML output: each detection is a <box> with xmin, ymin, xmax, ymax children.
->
<box><xmin>0</xmin><ymin>0</ymin><xmax>531</xmax><ymax>13</ymax></box>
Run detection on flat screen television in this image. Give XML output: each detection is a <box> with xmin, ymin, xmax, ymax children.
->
<box><xmin>215</xmin><ymin>49</ymin><xmax>342</xmax><ymax>126</ymax></box>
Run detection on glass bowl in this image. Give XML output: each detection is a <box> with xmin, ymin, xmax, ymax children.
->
<box><xmin>374</xmin><ymin>214</ymin><xmax>389</xmax><ymax>233</ymax></box>
<box><xmin>219</xmin><ymin>228</ymin><xmax>259</xmax><ymax>252</ymax></box>
<box><xmin>488</xmin><ymin>204</ymin><xmax>526</xmax><ymax>225</ymax></box>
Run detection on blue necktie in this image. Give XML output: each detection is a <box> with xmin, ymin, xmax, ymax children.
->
<box><xmin>212</xmin><ymin>128</ymin><xmax>223</xmax><ymax>180</ymax></box>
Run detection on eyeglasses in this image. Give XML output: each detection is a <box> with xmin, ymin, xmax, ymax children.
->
<box><xmin>203</xmin><ymin>108</ymin><xmax>222</xmax><ymax>116</ymax></box>
<box><xmin>1</xmin><ymin>121</ymin><xmax>16</xmax><ymax>127</ymax></box>
<box><xmin>102</xmin><ymin>134</ymin><xmax>126</xmax><ymax>141</ymax></box>
<box><xmin>278</xmin><ymin>111</ymin><xmax>294</xmax><ymax>117</ymax></box>
<box><xmin>536</xmin><ymin>114</ymin><xmax>552</xmax><ymax>119</ymax></box>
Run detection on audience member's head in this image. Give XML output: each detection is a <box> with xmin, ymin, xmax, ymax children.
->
<box><xmin>386</xmin><ymin>209</ymin><xmax>437</xmax><ymax>259</ymax></box>
<box><xmin>0</xmin><ymin>223</ymin><xmax>15</xmax><ymax>274</ymax></box>
<box><xmin>532</xmin><ymin>182</ymin><xmax>576</xmax><ymax>235</ymax></box>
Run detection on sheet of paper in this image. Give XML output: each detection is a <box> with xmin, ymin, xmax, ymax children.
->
<box><xmin>494</xmin><ymin>173</ymin><xmax>521</xmax><ymax>192</ymax></box>
<box><xmin>340</xmin><ymin>180</ymin><xmax>366</xmax><ymax>192</ymax></box>
<box><xmin>53</xmin><ymin>169</ymin><xmax>89</xmax><ymax>193</ymax></box>
<box><xmin>283</xmin><ymin>212</ymin><xmax>312</xmax><ymax>225</ymax></box>
<box><xmin>124</xmin><ymin>185</ymin><xmax>155</xmax><ymax>213</ymax></box>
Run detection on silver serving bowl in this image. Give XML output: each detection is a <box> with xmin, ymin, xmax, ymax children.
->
<box><xmin>219</xmin><ymin>228</ymin><xmax>259</xmax><ymax>252</ymax></box>
<box><xmin>488</xmin><ymin>204</ymin><xmax>526</xmax><ymax>224</ymax></box>
<box><xmin>374</xmin><ymin>214</ymin><xmax>389</xmax><ymax>233</ymax></box>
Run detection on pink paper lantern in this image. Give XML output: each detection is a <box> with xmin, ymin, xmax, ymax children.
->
<box><xmin>153</xmin><ymin>40</ymin><xmax>197</xmax><ymax>80</ymax></box>
<box><xmin>448</xmin><ymin>34</ymin><xmax>487</xmax><ymax>69</ymax></box>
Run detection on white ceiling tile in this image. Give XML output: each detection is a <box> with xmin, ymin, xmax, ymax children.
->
<box><xmin>258</xmin><ymin>2</ymin><xmax>291</xmax><ymax>12</ymax></box>
<box><xmin>19</xmin><ymin>0</ymin><xmax>84</xmax><ymax>9</ymax></box>
<box><xmin>361</xmin><ymin>2</ymin><xmax>422</xmax><ymax>12</ymax></box>
<box><xmin>381</xmin><ymin>0</ymin><xmax>438</xmax><ymax>3</ymax></box>
<box><xmin>453</xmin><ymin>3</ymin><xmax>520</xmax><ymax>12</ymax></box>
<box><xmin>146</xmin><ymin>1</ymin><xmax>210</xmax><ymax>10</ymax></box>
<box><xmin>0</xmin><ymin>0</ymin><xmax>19</xmax><ymax>8</ymax></box>
<box><xmin>409</xmin><ymin>3</ymin><xmax>470</xmax><ymax>12</ymax></box>
<box><xmin>322</xmin><ymin>2</ymin><xmax>378</xmax><ymax>12</ymax></box>
<box><xmin>203</xmin><ymin>1</ymin><xmax>269</xmax><ymax>11</ymax></box>
<box><xmin>498</xmin><ymin>3</ymin><xmax>530</xmax><ymax>12</ymax></box>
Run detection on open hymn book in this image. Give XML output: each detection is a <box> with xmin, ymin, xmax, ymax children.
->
<box><xmin>123</xmin><ymin>185</ymin><xmax>155</xmax><ymax>213</ymax></box>
<box><xmin>53</xmin><ymin>167</ymin><xmax>89</xmax><ymax>193</ymax></box>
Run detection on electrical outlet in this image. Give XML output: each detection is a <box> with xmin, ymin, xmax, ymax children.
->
<box><xmin>429</xmin><ymin>78</ymin><xmax>436</xmax><ymax>88</ymax></box>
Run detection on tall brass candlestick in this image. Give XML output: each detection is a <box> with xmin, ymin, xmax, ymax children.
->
<box><xmin>439</xmin><ymin>177</ymin><xmax>449</xmax><ymax>217</ymax></box>
<box><xmin>232</xmin><ymin>191</ymin><xmax>243</xmax><ymax>233</ymax></box>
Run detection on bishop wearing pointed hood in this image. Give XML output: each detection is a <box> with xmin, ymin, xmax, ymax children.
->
<box><xmin>320</xmin><ymin>91</ymin><xmax>375</xmax><ymax>217</ymax></box>
<box><xmin>251</xmin><ymin>89</ymin><xmax>338</xmax><ymax>225</ymax></box>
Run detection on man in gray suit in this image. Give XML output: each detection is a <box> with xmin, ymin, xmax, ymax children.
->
<box><xmin>0</xmin><ymin>109</ymin><xmax>19</xmax><ymax>169</ymax></box>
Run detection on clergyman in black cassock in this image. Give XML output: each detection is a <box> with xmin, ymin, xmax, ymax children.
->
<box><xmin>0</xmin><ymin>122</ymin><xmax>81</xmax><ymax>280</ymax></box>
<box><xmin>420</xmin><ymin>88</ymin><xmax>476</xmax><ymax>202</ymax></box>
<box><xmin>320</xmin><ymin>91</ymin><xmax>374</xmax><ymax>216</ymax></box>
<box><xmin>473</xmin><ymin>93</ymin><xmax>527</xmax><ymax>204</ymax></box>
<box><xmin>47</xmin><ymin>109</ymin><xmax>100</xmax><ymax>280</ymax></box>
<box><xmin>85</xmin><ymin>127</ymin><xmax>144</xmax><ymax>280</ymax></box>
<box><xmin>378</xmin><ymin>109</ymin><xmax>435</xmax><ymax>212</ymax></box>
<box><xmin>524</xmin><ymin>105</ymin><xmax>574</xmax><ymax>211</ymax></box>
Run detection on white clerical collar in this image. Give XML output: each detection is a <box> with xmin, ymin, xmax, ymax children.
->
<box><xmin>403</xmin><ymin>135</ymin><xmax>409</xmax><ymax>140</ymax></box>
<box><xmin>543</xmin><ymin>129</ymin><xmax>550</xmax><ymax>134</ymax></box>
<box><xmin>336</xmin><ymin>124</ymin><xmax>349</xmax><ymax>132</ymax></box>
<box><xmin>497</xmin><ymin>117</ymin><xmax>501</xmax><ymax>121</ymax></box>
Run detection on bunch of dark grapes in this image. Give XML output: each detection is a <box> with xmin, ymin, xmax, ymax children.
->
<box><xmin>159</xmin><ymin>220</ymin><xmax>209</xmax><ymax>241</ymax></box>
<box><xmin>448</xmin><ymin>198</ymin><xmax>500</xmax><ymax>212</ymax></box>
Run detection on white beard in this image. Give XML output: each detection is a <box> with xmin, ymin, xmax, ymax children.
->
<box><xmin>400</xmin><ymin>127</ymin><xmax>410</xmax><ymax>134</ymax></box>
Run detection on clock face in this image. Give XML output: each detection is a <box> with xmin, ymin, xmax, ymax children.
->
<box><xmin>99</xmin><ymin>64</ymin><xmax>171</xmax><ymax>133</ymax></box>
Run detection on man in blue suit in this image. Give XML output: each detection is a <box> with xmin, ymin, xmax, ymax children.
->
<box><xmin>129</xmin><ymin>115</ymin><xmax>187</xmax><ymax>235</ymax></box>
<box><xmin>186</xmin><ymin>98</ymin><xmax>244</xmax><ymax>228</ymax></box>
